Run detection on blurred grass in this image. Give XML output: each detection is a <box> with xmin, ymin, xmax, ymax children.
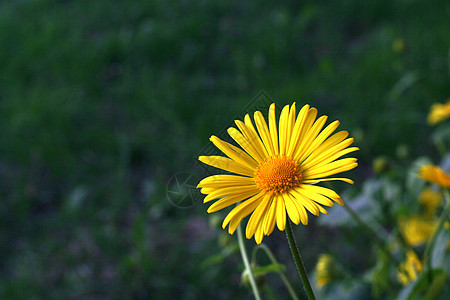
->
<box><xmin>0</xmin><ymin>0</ymin><xmax>449</xmax><ymax>299</ymax></box>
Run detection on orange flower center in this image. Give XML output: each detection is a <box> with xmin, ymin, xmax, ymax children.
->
<box><xmin>255</xmin><ymin>155</ymin><xmax>302</xmax><ymax>195</ymax></box>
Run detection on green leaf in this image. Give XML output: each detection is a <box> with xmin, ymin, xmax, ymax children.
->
<box><xmin>405</xmin><ymin>157</ymin><xmax>430</xmax><ymax>196</ymax></box>
<box><xmin>431</xmin><ymin>229</ymin><xmax>449</xmax><ymax>269</ymax></box>
<box><xmin>320</xmin><ymin>179</ymin><xmax>381</xmax><ymax>227</ymax></box>
<box><xmin>397</xmin><ymin>268</ymin><xmax>447</xmax><ymax>300</ymax></box>
<box><xmin>200</xmin><ymin>243</ymin><xmax>238</xmax><ymax>269</ymax></box>
<box><xmin>252</xmin><ymin>263</ymin><xmax>286</xmax><ymax>276</ymax></box>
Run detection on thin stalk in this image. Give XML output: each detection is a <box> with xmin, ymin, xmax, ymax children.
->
<box><xmin>252</xmin><ymin>244</ymin><xmax>300</xmax><ymax>300</ymax></box>
<box><xmin>423</xmin><ymin>190</ymin><xmax>450</xmax><ymax>271</ymax></box>
<box><xmin>237</xmin><ymin>224</ymin><xmax>262</xmax><ymax>300</ymax></box>
<box><xmin>285</xmin><ymin>220</ymin><xmax>316</xmax><ymax>300</ymax></box>
<box><xmin>342</xmin><ymin>204</ymin><xmax>400</xmax><ymax>266</ymax></box>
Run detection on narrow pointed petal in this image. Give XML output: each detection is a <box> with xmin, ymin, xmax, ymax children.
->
<box><xmin>294</xmin><ymin>115</ymin><xmax>327</xmax><ymax>162</ymax></box>
<box><xmin>254</xmin><ymin>111</ymin><xmax>276</xmax><ymax>156</ymax></box>
<box><xmin>276</xmin><ymin>195</ymin><xmax>287</xmax><ymax>231</ymax></box>
<box><xmin>198</xmin><ymin>174</ymin><xmax>255</xmax><ymax>188</ymax></box>
<box><xmin>207</xmin><ymin>190</ymin><xmax>258</xmax><ymax>213</ymax></box>
<box><xmin>263</xmin><ymin>197</ymin><xmax>277</xmax><ymax>235</ymax></box>
<box><xmin>304</xmin><ymin>158</ymin><xmax>358</xmax><ymax>179</ymax></box>
<box><xmin>228</xmin><ymin>127</ymin><xmax>264</xmax><ymax>163</ymax></box>
<box><xmin>244</xmin><ymin>114</ymin><xmax>270</xmax><ymax>159</ymax></box>
<box><xmin>222</xmin><ymin>194</ymin><xmax>262</xmax><ymax>233</ymax></box>
<box><xmin>245</xmin><ymin>194</ymin><xmax>271</xmax><ymax>238</ymax></box>
<box><xmin>283</xmin><ymin>193</ymin><xmax>301</xmax><ymax>224</ymax></box>
<box><xmin>287</xmin><ymin>104</ymin><xmax>310</xmax><ymax>157</ymax></box>
<box><xmin>236</xmin><ymin>119</ymin><xmax>269</xmax><ymax>159</ymax></box>
<box><xmin>209</xmin><ymin>135</ymin><xmax>258</xmax><ymax>169</ymax></box>
<box><xmin>287</xmin><ymin>192</ymin><xmax>308</xmax><ymax>225</ymax></box>
<box><xmin>295</xmin><ymin>186</ymin><xmax>334</xmax><ymax>207</ymax></box>
<box><xmin>278</xmin><ymin>105</ymin><xmax>290</xmax><ymax>155</ymax></box>
<box><xmin>268</xmin><ymin>103</ymin><xmax>279</xmax><ymax>155</ymax></box>
<box><xmin>300</xmin><ymin>184</ymin><xmax>344</xmax><ymax>206</ymax></box>
<box><xmin>297</xmin><ymin>120</ymin><xmax>339</xmax><ymax>164</ymax></box>
<box><xmin>254</xmin><ymin>222</ymin><xmax>264</xmax><ymax>244</ymax></box>
<box><xmin>302</xmin><ymin>177</ymin><xmax>355</xmax><ymax>184</ymax></box>
<box><xmin>199</xmin><ymin>156</ymin><xmax>254</xmax><ymax>177</ymax></box>
<box><xmin>203</xmin><ymin>185</ymin><xmax>259</xmax><ymax>203</ymax></box>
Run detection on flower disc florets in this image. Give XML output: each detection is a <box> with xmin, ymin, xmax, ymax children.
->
<box><xmin>255</xmin><ymin>155</ymin><xmax>302</xmax><ymax>195</ymax></box>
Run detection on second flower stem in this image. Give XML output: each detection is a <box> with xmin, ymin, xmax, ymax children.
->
<box><xmin>285</xmin><ymin>220</ymin><xmax>316</xmax><ymax>300</ymax></box>
<box><xmin>342</xmin><ymin>204</ymin><xmax>399</xmax><ymax>266</ymax></box>
<box><xmin>237</xmin><ymin>224</ymin><xmax>261</xmax><ymax>300</ymax></box>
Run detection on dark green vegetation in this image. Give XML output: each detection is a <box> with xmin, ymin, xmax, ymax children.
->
<box><xmin>0</xmin><ymin>0</ymin><xmax>448</xmax><ymax>299</ymax></box>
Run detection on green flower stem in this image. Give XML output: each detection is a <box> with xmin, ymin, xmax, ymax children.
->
<box><xmin>285</xmin><ymin>220</ymin><xmax>316</xmax><ymax>300</ymax></box>
<box><xmin>342</xmin><ymin>204</ymin><xmax>400</xmax><ymax>266</ymax></box>
<box><xmin>252</xmin><ymin>244</ymin><xmax>300</xmax><ymax>300</ymax></box>
<box><xmin>237</xmin><ymin>224</ymin><xmax>262</xmax><ymax>300</ymax></box>
<box><xmin>423</xmin><ymin>189</ymin><xmax>450</xmax><ymax>271</ymax></box>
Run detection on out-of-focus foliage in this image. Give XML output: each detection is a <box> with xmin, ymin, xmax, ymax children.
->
<box><xmin>0</xmin><ymin>0</ymin><xmax>449</xmax><ymax>299</ymax></box>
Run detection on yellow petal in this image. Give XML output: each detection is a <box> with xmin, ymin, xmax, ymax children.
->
<box><xmin>227</xmin><ymin>127</ymin><xmax>264</xmax><ymax>162</ymax></box>
<box><xmin>244</xmin><ymin>114</ymin><xmax>270</xmax><ymax>158</ymax></box>
<box><xmin>245</xmin><ymin>194</ymin><xmax>271</xmax><ymax>238</ymax></box>
<box><xmin>222</xmin><ymin>194</ymin><xmax>262</xmax><ymax>233</ymax></box>
<box><xmin>276</xmin><ymin>195</ymin><xmax>287</xmax><ymax>231</ymax></box>
<box><xmin>287</xmin><ymin>104</ymin><xmax>310</xmax><ymax>157</ymax></box>
<box><xmin>279</xmin><ymin>104</ymin><xmax>290</xmax><ymax>155</ymax></box>
<box><xmin>295</xmin><ymin>186</ymin><xmax>334</xmax><ymax>207</ymax></box>
<box><xmin>297</xmin><ymin>120</ymin><xmax>339</xmax><ymax>163</ymax></box>
<box><xmin>268</xmin><ymin>103</ymin><xmax>279</xmax><ymax>155</ymax></box>
<box><xmin>286</xmin><ymin>103</ymin><xmax>297</xmax><ymax>151</ymax></box>
<box><xmin>302</xmin><ymin>177</ymin><xmax>354</xmax><ymax>184</ymax></box>
<box><xmin>290</xmin><ymin>188</ymin><xmax>321</xmax><ymax>216</ymax></box>
<box><xmin>283</xmin><ymin>193</ymin><xmax>301</xmax><ymax>224</ymax></box>
<box><xmin>293</xmin><ymin>115</ymin><xmax>328</xmax><ymax>162</ymax></box>
<box><xmin>198</xmin><ymin>156</ymin><xmax>254</xmax><ymax>177</ymax></box>
<box><xmin>263</xmin><ymin>197</ymin><xmax>277</xmax><ymax>235</ymax></box>
<box><xmin>210</xmin><ymin>136</ymin><xmax>258</xmax><ymax>169</ymax></box>
<box><xmin>304</xmin><ymin>158</ymin><xmax>358</xmax><ymax>179</ymax></box>
<box><xmin>235</xmin><ymin>119</ymin><xmax>269</xmax><ymax>160</ymax></box>
<box><xmin>203</xmin><ymin>185</ymin><xmax>259</xmax><ymax>203</ymax></box>
<box><xmin>207</xmin><ymin>189</ymin><xmax>258</xmax><ymax>213</ymax></box>
<box><xmin>254</xmin><ymin>111</ymin><xmax>276</xmax><ymax>156</ymax></box>
<box><xmin>254</xmin><ymin>221</ymin><xmax>264</xmax><ymax>244</ymax></box>
<box><xmin>301</xmin><ymin>184</ymin><xmax>344</xmax><ymax>206</ymax></box>
<box><xmin>197</xmin><ymin>174</ymin><xmax>255</xmax><ymax>188</ymax></box>
<box><xmin>302</xmin><ymin>136</ymin><xmax>353</xmax><ymax>170</ymax></box>
<box><xmin>303</xmin><ymin>145</ymin><xmax>358</xmax><ymax>171</ymax></box>
<box><xmin>287</xmin><ymin>192</ymin><xmax>308</xmax><ymax>225</ymax></box>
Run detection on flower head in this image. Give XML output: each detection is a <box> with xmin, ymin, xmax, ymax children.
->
<box><xmin>197</xmin><ymin>103</ymin><xmax>358</xmax><ymax>244</ymax></box>
<box><xmin>427</xmin><ymin>100</ymin><xmax>450</xmax><ymax>125</ymax></box>
<box><xmin>399</xmin><ymin>215</ymin><xmax>437</xmax><ymax>247</ymax></box>
<box><xmin>419</xmin><ymin>187</ymin><xmax>442</xmax><ymax>218</ymax></box>
<box><xmin>418</xmin><ymin>164</ymin><xmax>450</xmax><ymax>189</ymax></box>
<box><xmin>315</xmin><ymin>254</ymin><xmax>339</xmax><ymax>288</ymax></box>
<box><xmin>397</xmin><ymin>251</ymin><xmax>423</xmax><ymax>286</ymax></box>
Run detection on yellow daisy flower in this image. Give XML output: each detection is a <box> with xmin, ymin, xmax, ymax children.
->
<box><xmin>419</xmin><ymin>187</ymin><xmax>442</xmax><ymax>218</ymax></box>
<box><xmin>418</xmin><ymin>164</ymin><xmax>450</xmax><ymax>189</ymax></box>
<box><xmin>397</xmin><ymin>251</ymin><xmax>423</xmax><ymax>286</ymax></box>
<box><xmin>399</xmin><ymin>215</ymin><xmax>437</xmax><ymax>247</ymax></box>
<box><xmin>197</xmin><ymin>103</ymin><xmax>359</xmax><ymax>244</ymax></box>
<box><xmin>427</xmin><ymin>100</ymin><xmax>450</xmax><ymax>125</ymax></box>
<box><xmin>315</xmin><ymin>254</ymin><xmax>337</xmax><ymax>288</ymax></box>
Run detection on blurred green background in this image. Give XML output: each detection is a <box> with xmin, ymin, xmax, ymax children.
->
<box><xmin>0</xmin><ymin>0</ymin><xmax>449</xmax><ymax>299</ymax></box>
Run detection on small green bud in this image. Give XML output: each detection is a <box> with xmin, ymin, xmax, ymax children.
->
<box><xmin>218</xmin><ymin>233</ymin><xmax>232</xmax><ymax>247</ymax></box>
<box><xmin>373</xmin><ymin>156</ymin><xmax>390</xmax><ymax>174</ymax></box>
<box><xmin>395</xmin><ymin>144</ymin><xmax>409</xmax><ymax>160</ymax></box>
<box><xmin>241</xmin><ymin>267</ymin><xmax>265</xmax><ymax>290</ymax></box>
<box><xmin>209</xmin><ymin>214</ymin><xmax>222</xmax><ymax>229</ymax></box>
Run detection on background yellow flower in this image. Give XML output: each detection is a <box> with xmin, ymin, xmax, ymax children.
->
<box><xmin>427</xmin><ymin>100</ymin><xmax>450</xmax><ymax>125</ymax></box>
